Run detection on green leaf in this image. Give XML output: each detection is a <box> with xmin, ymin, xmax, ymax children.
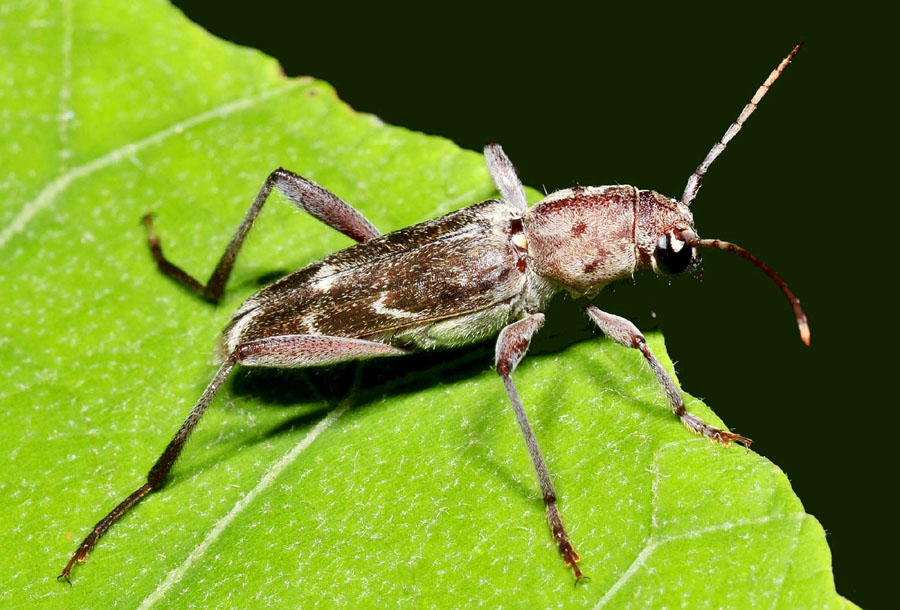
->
<box><xmin>0</xmin><ymin>1</ymin><xmax>854</xmax><ymax>608</ymax></box>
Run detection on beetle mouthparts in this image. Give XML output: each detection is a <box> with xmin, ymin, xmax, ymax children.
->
<box><xmin>686</xmin><ymin>237</ymin><xmax>810</xmax><ymax>346</ymax></box>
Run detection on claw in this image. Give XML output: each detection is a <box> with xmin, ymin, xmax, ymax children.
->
<box><xmin>567</xmin><ymin>554</ymin><xmax>584</xmax><ymax>581</ymax></box>
<box><xmin>142</xmin><ymin>213</ymin><xmax>159</xmax><ymax>245</ymax></box>
<box><xmin>707</xmin><ymin>427</ymin><xmax>752</xmax><ymax>448</ymax></box>
<box><xmin>558</xmin><ymin>539</ymin><xmax>584</xmax><ymax>581</ymax></box>
<box><xmin>681</xmin><ymin>412</ymin><xmax>752</xmax><ymax>449</ymax></box>
<box><xmin>58</xmin><ymin>550</ymin><xmax>85</xmax><ymax>585</ymax></box>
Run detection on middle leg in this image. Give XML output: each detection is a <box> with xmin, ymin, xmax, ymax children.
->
<box><xmin>495</xmin><ymin>313</ymin><xmax>583</xmax><ymax>580</ymax></box>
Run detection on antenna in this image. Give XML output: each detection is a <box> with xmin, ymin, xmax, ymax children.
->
<box><xmin>682</xmin><ymin>43</ymin><xmax>802</xmax><ymax>207</ymax></box>
<box><xmin>686</xmin><ymin>236</ymin><xmax>810</xmax><ymax>345</ymax></box>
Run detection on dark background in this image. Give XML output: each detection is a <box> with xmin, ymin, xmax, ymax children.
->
<box><xmin>172</xmin><ymin>3</ymin><xmax>891</xmax><ymax>607</ymax></box>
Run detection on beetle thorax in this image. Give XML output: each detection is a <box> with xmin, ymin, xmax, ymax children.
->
<box><xmin>523</xmin><ymin>186</ymin><xmax>638</xmax><ymax>296</ymax></box>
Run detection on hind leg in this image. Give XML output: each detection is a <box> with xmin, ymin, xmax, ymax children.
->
<box><xmin>59</xmin><ymin>335</ymin><xmax>405</xmax><ymax>583</ymax></box>
<box><xmin>144</xmin><ymin>167</ymin><xmax>381</xmax><ymax>303</ymax></box>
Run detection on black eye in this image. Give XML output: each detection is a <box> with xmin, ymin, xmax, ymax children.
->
<box><xmin>655</xmin><ymin>234</ymin><xmax>695</xmax><ymax>275</ymax></box>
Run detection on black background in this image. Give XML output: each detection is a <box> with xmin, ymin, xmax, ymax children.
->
<box><xmin>172</xmin><ymin>3</ymin><xmax>891</xmax><ymax>607</ymax></box>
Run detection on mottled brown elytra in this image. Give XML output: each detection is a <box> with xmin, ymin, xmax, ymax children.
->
<box><xmin>61</xmin><ymin>44</ymin><xmax>807</xmax><ymax>584</ymax></box>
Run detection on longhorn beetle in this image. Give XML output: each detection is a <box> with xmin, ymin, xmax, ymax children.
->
<box><xmin>60</xmin><ymin>44</ymin><xmax>809</xmax><ymax>583</ymax></box>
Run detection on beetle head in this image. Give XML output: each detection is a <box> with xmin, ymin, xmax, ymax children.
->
<box><xmin>634</xmin><ymin>190</ymin><xmax>701</xmax><ymax>277</ymax></box>
<box><xmin>635</xmin><ymin>190</ymin><xmax>810</xmax><ymax>346</ymax></box>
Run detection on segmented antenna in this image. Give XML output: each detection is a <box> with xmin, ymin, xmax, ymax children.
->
<box><xmin>686</xmin><ymin>236</ymin><xmax>810</xmax><ymax>346</ymax></box>
<box><xmin>682</xmin><ymin>43</ymin><xmax>802</xmax><ymax>207</ymax></box>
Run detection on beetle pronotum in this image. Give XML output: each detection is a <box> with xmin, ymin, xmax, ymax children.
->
<box><xmin>60</xmin><ymin>44</ymin><xmax>807</xmax><ymax>583</ymax></box>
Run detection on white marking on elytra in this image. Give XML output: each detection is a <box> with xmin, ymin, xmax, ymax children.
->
<box><xmin>299</xmin><ymin>313</ymin><xmax>320</xmax><ymax>334</ymax></box>
<box><xmin>223</xmin><ymin>306</ymin><xmax>260</xmax><ymax>352</ymax></box>
<box><xmin>312</xmin><ymin>270</ymin><xmax>339</xmax><ymax>292</ymax></box>
<box><xmin>371</xmin><ymin>293</ymin><xmax>418</xmax><ymax>319</ymax></box>
<box><xmin>310</xmin><ymin>264</ymin><xmax>338</xmax><ymax>280</ymax></box>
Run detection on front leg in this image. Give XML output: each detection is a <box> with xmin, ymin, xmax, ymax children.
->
<box><xmin>484</xmin><ymin>143</ymin><xmax>527</xmax><ymax>212</ymax></box>
<box><xmin>495</xmin><ymin>314</ymin><xmax>583</xmax><ymax>580</ymax></box>
<box><xmin>585</xmin><ymin>306</ymin><xmax>751</xmax><ymax>446</ymax></box>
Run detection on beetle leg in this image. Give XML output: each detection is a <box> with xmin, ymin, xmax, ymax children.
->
<box><xmin>484</xmin><ymin>143</ymin><xmax>527</xmax><ymax>212</ymax></box>
<box><xmin>495</xmin><ymin>314</ymin><xmax>583</xmax><ymax>580</ymax></box>
<box><xmin>143</xmin><ymin>167</ymin><xmax>381</xmax><ymax>304</ymax></box>
<box><xmin>235</xmin><ymin>334</ymin><xmax>407</xmax><ymax>367</ymax></box>
<box><xmin>59</xmin><ymin>335</ymin><xmax>405</xmax><ymax>583</ymax></box>
<box><xmin>59</xmin><ymin>352</ymin><xmax>239</xmax><ymax>584</ymax></box>
<box><xmin>585</xmin><ymin>305</ymin><xmax>751</xmax><ymax>447</ymax></box>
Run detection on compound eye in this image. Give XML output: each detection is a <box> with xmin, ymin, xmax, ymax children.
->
<box><xmin>655</xmin><ymin>233</ymin><xmax>694</xmax><ymax>275</ymax></box>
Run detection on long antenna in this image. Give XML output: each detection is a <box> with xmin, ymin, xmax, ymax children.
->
<box><xmin>682</xmin><ymin>43</ymin><xmax>802</xmax><ymax>207</ymax></box>
<box><xmin>686</xmin><ymin>236</ymin><xmax>810</xmax><ymax>346</ymax></box>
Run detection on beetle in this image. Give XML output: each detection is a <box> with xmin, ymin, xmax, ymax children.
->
<box><xmin>60</xmin><ymin>44</ymin><xmax>808</xmax><ymax>583</ymax></box>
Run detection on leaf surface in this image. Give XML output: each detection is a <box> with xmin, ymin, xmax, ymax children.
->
<box><xmin>0</xmin><ymin>1</ymin><xmax>854</xmax><ymax>608</ymax></box>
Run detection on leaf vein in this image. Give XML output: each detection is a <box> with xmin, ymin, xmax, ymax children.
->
<box><xmin>136</xmin><ymin>372</ymin><xmax>359</xmax><ymax>610</ymax></box>
<box><xmin>769</xmin><ymin>515</ymin><xmax>805</xmax><ymax>610</ymax></box>
<box><xmin>593</xmin><ymin>513</ymin><xmax>807</xmax><ymax>609</ymax></box>
<box><xmin>0</xmin><ymin>80</ymin><xmax>304</xmax><ymax>250</ymax></box>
